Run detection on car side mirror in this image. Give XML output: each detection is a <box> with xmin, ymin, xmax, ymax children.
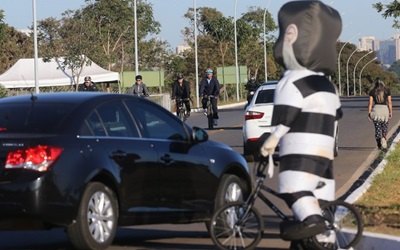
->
<box><xmin>192</xmin><ymin>126</ymin><xmax>208</xmax><ymax>142</ymax></box>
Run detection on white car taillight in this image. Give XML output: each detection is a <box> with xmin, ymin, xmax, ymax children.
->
<box><xmin>245</xmin><ymin>111</ymin><xmax>264</xmax><ymax>120</ymax></box>
<box><xmin>5</xmin><ymin>145</ymin><xmax>63</xmax><ymax>172</ymax></box>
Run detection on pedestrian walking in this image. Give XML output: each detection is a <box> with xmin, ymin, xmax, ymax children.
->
<box><xmin>368</xmin><ymin>78</ymin><xmax>393</xmax><ymax>149</ymax></box>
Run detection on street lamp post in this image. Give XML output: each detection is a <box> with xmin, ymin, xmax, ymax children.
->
<box><xmin>337</xmin><ymin>41</ymin><xmax>349</xmax><ymax>96</ymax></box>
<box><xmin>346</xmin><ymin>48</ymin><xmax>358</xmax><ymax>96</ymax></box>
<box><xmin>194</xmin><ymin>0</ymin><xmax>199</xmax><ymax>108</ymax></box>
<box><xmin>134</xmin><ymin>0</ymin><xmax>139</xmax><ymax>76</ymax></box>
<box><xmin>353</xmin><ymin>50</ymin><xmax>373</xmax><ymax>95</ymax></box>
<box><xmin>359</xmin><ymin>57</ymin><xmax>377</xmax><ymax>95</ymax></box>
<box><xmin>263</xmin><ymin>9</ymin><xmax>267</xmax><ymax>82</ymax></box>
<box><xmin>32</xmin><ymin>0</ymin><xmax>39</xmax><ymax>94</ymax></box>
<box><xmin>234</xmin><ymin>0</ymin><xmax>240</xmax><ymax>101</ymax></box>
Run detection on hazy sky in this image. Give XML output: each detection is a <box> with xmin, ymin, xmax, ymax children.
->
<box><xmin>1</xmin><ymin>0</ymin><xmax>398</xmax><ymax>49</ymax></box>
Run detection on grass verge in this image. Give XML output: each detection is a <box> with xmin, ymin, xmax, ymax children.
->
<box><xmin>355</xmin><ymin>143</ymin><xmax>400</xmax><ymax>236</ymax></box>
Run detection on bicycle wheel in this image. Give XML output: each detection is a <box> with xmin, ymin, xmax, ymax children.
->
<box><xmin>210</xmin><ymin>202</ymin><xmax>263</xmax><ymax>250</ymax></box>
<box><xmin>179</xmin><ymin>105</ymin><xmax>186</xmax><ymax>121</ymax></box>
<box><xmin>310</xmin><ymin>200</ymin><xmax>363</xmax><ymax>250</ymax></box>
<box><xmin>207</xmin><ymin>104</ymin><xmax>214</xmax><ymax>129</ymax></box>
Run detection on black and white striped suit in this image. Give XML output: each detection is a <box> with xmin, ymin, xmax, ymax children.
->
<box><xmin>272</xmin><ymin>69</ymin><xmax>342</xmax><ymax>221</ymax></box>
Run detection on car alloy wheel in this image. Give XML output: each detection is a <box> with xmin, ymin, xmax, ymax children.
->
<box><xmin>224</xmin><ymin>182</ymin><xmax>243</xmax><ymax>202</ymax></box>
<box><xmin>67</xmin><ymin>182</ymin><xmax>118</xmax><ymax>250</ymax></box>
<box><xmin>87</xmin><ymin>191</ymin><xmax>115</xmax><ymax>243</ymax></box>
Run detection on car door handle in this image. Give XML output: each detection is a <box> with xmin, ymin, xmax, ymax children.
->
<box><xmin>160</xmin><ymin>154</ymin><xmax>172</xmax><ymax>163</ymax></box>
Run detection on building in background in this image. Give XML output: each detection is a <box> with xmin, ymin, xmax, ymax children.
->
<box><xmin>359</xmin><ymin>36</ymin><xmax>377</xmax><ymax>51</ymax></box>
<box><xmin>176</xmin><ymin>43</ymin><xmax>191</xmax><ymax>54</ymax></box>
<box><xmin>359</xmin><ymin>35</ymin><xmax>400</xmax><ymax>67</ymax></box>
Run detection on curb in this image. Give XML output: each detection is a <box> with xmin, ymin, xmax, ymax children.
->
<box><xmin>191</xmin><ymin>101</ymin><xmax>247</xmax><ymax>113</ymax></box>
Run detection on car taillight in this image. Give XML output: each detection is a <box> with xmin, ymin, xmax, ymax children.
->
<box><xmin>5</xmin><ymin>145</ymin><xmax>63</xmax><ymax>172</ymax></box>
<box><xmin>245</xmin><ymin>111</ymin><xmax>264</xmax><ymax>120</ymax></box>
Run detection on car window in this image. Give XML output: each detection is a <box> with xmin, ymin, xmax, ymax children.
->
<box><xmin>255</xmin><ymin>89</ymin><xmax>275</xmax><ymax>104</ymax></box>
<box><xmin>0</xmin><ymin>103</ymin><xmax>76</xmax><ymax>133</ymax></box>
<box><xmin>81</xmin><ymin>101</ymin><xmax>139</xmax><ymax>137</ymax></box>
<box><xmin>83</xmin><ymin>111</ymin><xmax>106</xmax><ymax>136</ymax></box>
<box><xmin>125</xmin><ymin>100</ymin><xmax>189</xmax><ymax>141</ymax></box>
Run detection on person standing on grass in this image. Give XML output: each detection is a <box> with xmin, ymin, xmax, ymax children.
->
<box><xmin>368</xmin><ymin>78</ymin><xmax>392</xmax><ymax>150</ymax></box>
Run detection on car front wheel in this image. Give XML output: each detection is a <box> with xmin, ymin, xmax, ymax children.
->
<box><xmin>67</xmin><ymin>182</ymin><xmax>118</xmax><ymax>250</ymax></box>
<box><xmin>205</xmin><ymin>174</ymin><xmax>248</xmax><ymax>231</ymax></box>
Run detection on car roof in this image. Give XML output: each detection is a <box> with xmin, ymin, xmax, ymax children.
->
<box><xmin>257</xmin><ymin>80</ymin><xmax>278</xmax><ymax>91</ymax></box>
<box><xmin>0</xmin><ymin>92</ymin><xmax>112</xmax><ymax>105</ymax></box>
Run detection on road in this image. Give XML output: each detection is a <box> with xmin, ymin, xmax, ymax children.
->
<box><xmin>1</xmin><ymin>96</ymin><xmax>399</xmax><ymax>250</ymax></box>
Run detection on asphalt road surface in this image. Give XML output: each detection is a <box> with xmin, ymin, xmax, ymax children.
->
<box><xmin>1</xmin><ymin>96</ymin><xmax>399</xmax><ymax>250</ymax></box>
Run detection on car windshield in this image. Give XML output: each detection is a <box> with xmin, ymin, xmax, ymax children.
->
<box><xmin>255</xmin><ymin>89</ymin><xmax>275</xmax><ymax>104</ymax></box>
<box><xmin>0</xmin><ymin>103</ymin><xmax>76</xmax><ymax>133</ymax></box>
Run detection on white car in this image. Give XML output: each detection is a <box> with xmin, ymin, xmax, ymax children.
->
<box><xmin>243</xmin><ymin>81</ymin><xmax>278</xmax><ymax>161</ymax></box>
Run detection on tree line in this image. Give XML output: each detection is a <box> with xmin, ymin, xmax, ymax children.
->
<box><xmin>0</xmin><ymin>0</ymin><xmax>398</xmax><ymax>96</ymax></box>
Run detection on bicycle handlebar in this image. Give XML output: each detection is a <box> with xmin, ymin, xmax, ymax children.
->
<box><xmin>256</xmin><ymin>154</ymin><xmax>275</xmax><ymax>178</ymax></box>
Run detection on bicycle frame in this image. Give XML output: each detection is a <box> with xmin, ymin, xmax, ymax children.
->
<box><xmin>240</xmin><ymin>159</ymin><xmax>289</xmax><ymax>223</ymax></box>
<box><xmin>210</xmin><ymin>158</ymin><xmax>364</xmax><ymax>250</ymax></box>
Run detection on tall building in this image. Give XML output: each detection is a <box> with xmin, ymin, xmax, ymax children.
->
<box><xmin>358</xmin><ymin>34</ymin><xmax>400</xmax><ymax>66</ymax></box>
<box><xmin>378</xmin><ymin>39</ymin><xmax>396</xmax><ymax>66</ymax></box>
<box><xmin>358</xmin><ymin>36</ymin><xmax>377</xmax><ymax>51</ymax></box>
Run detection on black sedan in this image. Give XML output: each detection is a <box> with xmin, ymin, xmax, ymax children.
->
<box><xmin>0</xmin><ymin>92</ymin><xmax>251</xmax><ymax>250</ymax></box>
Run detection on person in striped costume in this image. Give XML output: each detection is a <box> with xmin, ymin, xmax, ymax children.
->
<box><xmin>260</xmin><ymin>0</ymin><xmax>342</xmax><ymax>244</ymax></box>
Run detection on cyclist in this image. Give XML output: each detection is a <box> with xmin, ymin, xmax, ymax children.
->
<box><xmin>132</xmin><ymin>75</ymin><xmax>149</xmax><ymax>97</ymax></box>
<box><xmin>78</xmin><ymin>76</ymin><xmax>98</xmax><ymax>91</ymax></box>
<box><xmin>260</xmin><ymin>1</ymin><xmax>342</xmax><ymax>248</ymax></box>
<box><xmin>199</xmin><ymin>68</ymin><xmax>220</xmax><ymax>126</ymax></box>
<box><xmin>245</xmin><ymin>75</ymin><xmax>260</xmax><ymax>106</ymax></box>
<box><xmin>171</xmin><ymin>73</ymin><xmax>191</xmax><ymax>117</ymax></box>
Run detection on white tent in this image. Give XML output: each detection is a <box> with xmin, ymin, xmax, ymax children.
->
<box><xmin>0</xmin><ymin>57</ymin><xmax>120</xmax><ymax>88</ymax></box>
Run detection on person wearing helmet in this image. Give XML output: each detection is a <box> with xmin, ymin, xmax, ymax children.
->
<box><xmin>132</xmin><ymin>75</ymin><xmax>149</xmax><ymax>97</ymax></box>
<box><xmin>78</xmin><ymin>76</ymin><xmax>98</xmax><ymax>91</ymax></box>
<box><xmin>171</xmin><ymin>73</ymin><xmax>191</xmax><ymax>117</ymax></box>
<box><xmin>199</xmin><ymin>68</ymin><xmax>220</xmax><ymax>126</ymax></box>
<box><xmin>245</xmin><ymin>75</ymin><xmax>260</xmax><ymax>106</ymax></box>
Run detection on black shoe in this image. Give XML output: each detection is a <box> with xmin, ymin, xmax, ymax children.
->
<box><xmin>280</xmin><ymin>215</ymin><xmax>327</xmax><ymax>241</ymax></box>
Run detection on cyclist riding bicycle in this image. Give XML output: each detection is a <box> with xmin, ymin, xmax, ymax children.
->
<box><xmin>245</xmin><ymin>75</ymin><xmax>260</xmax><ymax>105</ymax></box>
<box><xmin>132</xmin><ymin>75</ymin><xmax>149</xmax><ymax>97</ymax></box>
<box><xmin>260</xmin><ymin>1</ymin><xmax>342</xmax><ymax>249</ymax></box>
<box><xmin>199</xmin><ymin>68</ymin><xmax>220</xmax><ymax>126</ymax></box>
<box><xmin>171</xmin><ymin>73</ymin><xmax>191</xmax><ymax>117</ymax></box>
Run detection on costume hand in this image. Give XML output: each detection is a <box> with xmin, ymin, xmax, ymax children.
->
<box><xmin>260</xmin><ymin>134</ymin><xmax>279</xmax><ymax>157</ymax></box>
<box><xmin>368</xmin><ymin>113</ymin><xmax>372</xmax><ymax>122</ymax></box>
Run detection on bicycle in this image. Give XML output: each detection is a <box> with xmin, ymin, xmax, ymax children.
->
<box><xmin>209</xmin><ymin>156</ymin><xmax>364</xmax><ymax>250</ymax></box>
<box><xmin>204</xmin><ymin>95</ymin><xmax>216</xmax><ymax>129</ymax></box>
<box><xmin>175</xmin><ymin>98</ymin><xmax>189</xmax><ymax>122</ymax></box>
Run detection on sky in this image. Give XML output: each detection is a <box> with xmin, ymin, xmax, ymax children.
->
<box><xmin>0</xmin><ymin>0</ymin><xmax>398</xmax><ymax>49</ymax></box>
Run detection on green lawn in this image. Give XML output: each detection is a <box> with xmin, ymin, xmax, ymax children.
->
<box><xmin>355</xmin><ymin>143</ymin><xmax>400</xmax><ymax>236</ymax></box>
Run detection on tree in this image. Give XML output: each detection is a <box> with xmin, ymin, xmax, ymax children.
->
<box><xmin>38</xmin><ymin>15</ymin><xmax>95</xmax><ymax>90</ymax></box>
<box><xmin>373</xmin><ymin>1</ymin><xmax>400</xmax><ymax>28</ymax></box>
<box><xmin>0</xmin><ymin>12</ymin><xmax>33</xmax><ymax>74</ymax></box>
<box><xmin>237</xmin><ymin>7</ymin><xmax>277</xmax><ymax>81</ymax></box>
<box><xmin>37</xmin><ymin>0</ymin><xmax>162</xmax><ymax>91</ymax></box>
